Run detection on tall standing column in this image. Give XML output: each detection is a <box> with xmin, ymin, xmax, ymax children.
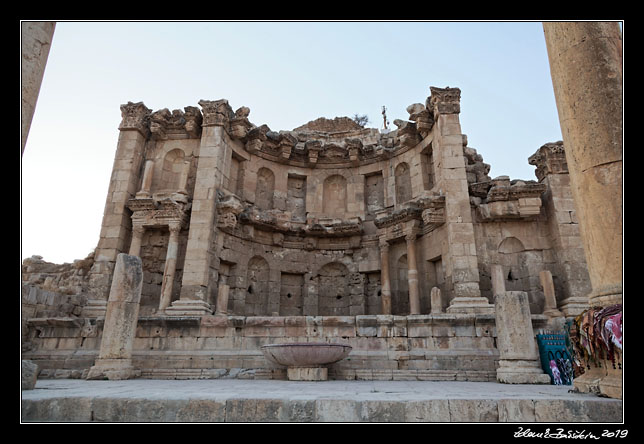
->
<box><xmin>172</xmin><ymin>99</ymin><xmax>234</xmax><ymax>315</ymax></box>
<box><xmin>159</xmin><ymin>223</ymin><xmax>181</xmax><ymax>312</ymax></box>
<box><xmin>542</xmin><ymin>22</ymin><xmax>622</xmax><ymax>308</ymax></box>
<box><xmin>84</xmin><ymin>102</ymin><xmax>151</xmax><ymax>318</ymax></box>
<box><xmin>428</xmin><ymin>87</ymin><xmax>493</xmax><ymax>314</ymax></box>
<box><xmin>21</xmin><ymin>21</ymin><xmax>55</xmax><ymax>155</ymax></box>
<box><xmin>405</xmin><ymin>233</ymin><xmax>421</xmax><ymax>315</ymax></box>
<box><xmin>543</xmin><ymin>22</ymin><xmax>622</xmax><ymax>399</ymax></box>
<box><xmin>379</xmin><ymin>240</ymin><xmax>392</xmax><ymax>315</ymax></box>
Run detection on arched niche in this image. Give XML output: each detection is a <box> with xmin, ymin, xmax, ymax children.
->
<box><xmin>395</xmin><ymin>162</ymin><xmax>412</xmax><ymax>205</ymax></box>
<box><xmin>153</xmin><ymin>148</ymin><xmax>186</xmax><ymax>192</ymax></box>
<box><xmin>255</xmin><ymin>167</ymin><xmax>275</xmax><ymax>210</ymax></box>
<box><xmin>246</xmin><ymin>255</ymin><xmax>270</xmax><ymax>315</ymax></box>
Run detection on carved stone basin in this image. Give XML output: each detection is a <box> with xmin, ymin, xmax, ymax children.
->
<box><xmin>261</xmin><ymin>342</ymin><xmax>352</xmax><ymax>381</ymax></box>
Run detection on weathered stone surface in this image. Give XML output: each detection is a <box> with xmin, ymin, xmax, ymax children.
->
<box><xmin>494</xmin><ymin>291</ymin><xmax>550</xmax><ymax>384</ymax></box>
<box><xmin>22</xmin><ymin>84</ymin><xmax>600</xmax><ymax>390</ymax></box>
<box><xmin>87</xmin><ymin>254</ymin><xmax>143</xmax><ymax>380</ymax></box>
<box><xmin>21</xmin><ymin>360</ymin><xmax>39</xmax><ymax>390</ymax></box>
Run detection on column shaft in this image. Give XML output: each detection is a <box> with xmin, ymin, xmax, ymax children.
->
<box><xmin>128</xmin><ymin>225</ymin><xmax>145</xmax><ymax>257</ymax></box>
<box><xmin>380</xmin><ymin>242</ymin><xmax>392</xmax><ymax>315</ymax></box>
<box><xmin>159</xmin><ymin>225</ymin><xmax>181</xmax><ymax>311</ymax></box>
<box><xmin>543</xmin><ymin>22</ymin><xmax>622</xmax><ymax>307</ymax></box>
<box><xmin>136</xmin><ymin>160</ymin><xmax>155</xmax><ymax>197</ymax></box>
<box><xmin>406</xmin><ymin>235</ymin><xmax>421</xmax><ymax>315</ymax></box>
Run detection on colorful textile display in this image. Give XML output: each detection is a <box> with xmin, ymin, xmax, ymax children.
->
<box><xmin>536</xmin><ymin>333</ymin><xmax>574</xmax><ymax>385</ymax></box>
<box><xmin>570</xmin><ymin>304</ymin><xmax>622</xmax><ymax>371</ymax></box>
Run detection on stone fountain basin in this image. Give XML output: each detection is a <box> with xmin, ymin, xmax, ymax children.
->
<box><xmin>261</xmin><ymin>342</ymin><xmax>352</xmax><ymax>368</ymax></box>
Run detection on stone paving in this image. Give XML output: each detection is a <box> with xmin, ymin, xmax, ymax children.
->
<box><xmin>21</xmin><ymin>378</ymin><xmax>623</xmax><ymax>423</ymax></box>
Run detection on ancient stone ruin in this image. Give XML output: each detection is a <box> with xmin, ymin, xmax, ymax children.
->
<box><xmin>22</xmin><ymin>86</ymin><xmax>595</xmax><ymax>383</ymax></box>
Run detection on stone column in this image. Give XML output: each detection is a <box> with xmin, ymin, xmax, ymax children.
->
<box><xmin>542</xmin><ymin>22</ymin><xmax>622</xmax><ymax>308</ymax></box>
<box><xmin>21</xmin><ymin>21</ymin><xmax>55</xmax><ymax>155</ymax></box>
<box><xmin>490</xmin><ymin>264</ymin><xmax>506</xmax><ymax>297</ymax></box>
<box><xmin>405</xmin><ymin>233</ymin><xmax>421</xmax><ymax>315</ymax></box>
<box><xmin>428</xmin><ymin>87</ymin><xmax>493</xmax><ymax>314</ymax></box>
<box><xmin>173</xmin><ymin>99</ymin><xmax>234</xmax><ymax>315</ymax></box>
<box><xmin>128</xmin><ymin>225</ymin><xmax>145</xmax><ymax>257</ymax></box>
<box><xmin>216</xmin><ymin>283</ymin><xmax>230</xmax><ymax>315</ymax></box>
<box><xmin>178</xmin><ymin>160</ymin><xmax>191</xmax><ymax>195</ymax></box>
<box><xmin>87</xmin><ymin>254</ymin><xmax>143</xmax><ymax>380</ymax></box>
<box><xmin>135</xmin><ymin>160</ymin><xmax>155</xmax><ymax>198</ymax></box>
<box><xmin>494</xmin><ymin>291</ymin><xmax>551</xmax><ymax>384</ymax></box>
<box><xmin>84</xmin><ymin>102</ymin><xmax>151</xmax><ymax>318</ymax></box>
<box><xmin>159</xmin><ymin>223</ymin><xmax>181</xmax><ymax>312</ymax></box>
<box><xmin>379</xmin><ymin>240</ymin><xmax>392</xmax><ymax>315</ymax></box>
<box><xmin>539</xmin><ymin>270</ymin><xmax>563</xmax><ymax>317</ymax></box>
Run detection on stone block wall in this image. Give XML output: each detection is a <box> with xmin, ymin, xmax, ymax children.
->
<box><xmin>23</xmin><ymin>314</ymin><xmax>511</xmax><ymax>381</ymax></box>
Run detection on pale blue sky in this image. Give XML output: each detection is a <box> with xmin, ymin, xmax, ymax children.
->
<box><xmin>22</xmin><ymin>21</ymin><xmax>567</xmax><ymax>264</ymax></box>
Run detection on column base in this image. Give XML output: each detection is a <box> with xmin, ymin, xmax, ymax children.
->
<box><xmin>573</xmin><ymin>363</ymin><xmax>622</xmax><ymax>399</ymax></box>
<box><xmin>496</xmin><ymin>359</ymin><xmax>551</xmax><ymax>384</ymax></box>
<box><xmin>543</xmin><ymin>307</ymin><xmax>564</xmax><ymax>318</ymax></box>
<box><xmin>165</xmin><ymin>299</ymin><xmax>213</xmax><ymax>316</ymax></box>
<box><xmin>287</xmin><ymin>367</ymin><xmax>328</xmax><ymax>381</ymax></box>
<box><xmin>86</xmin><ymin>358</ymin><xmax>140</xmax><ymax>380</ymax></box>
<box><xmin>447</xmin><ymin>297</ymin><xmax>495</xmax><ymax>314</ymax></box>
<box><xmin>588</xmin><ymin>285</ymin><xmax>622</xmax><ymax>307</ymax></box>
<box><xmin>558</xmin><ymin>297</ymin><xmax>588</xmax><ymax>317</ymax></box>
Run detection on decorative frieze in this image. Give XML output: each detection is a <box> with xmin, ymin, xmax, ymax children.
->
<box><xmin>126</xmin><ymin>195</ymin><xmax>190</xmax><ymax>231</ymax></box>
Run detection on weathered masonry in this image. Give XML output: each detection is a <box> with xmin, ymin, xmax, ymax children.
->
<box><xmin>22</xmin><ymin>86</ymin><xmax>593</xmax><ymax>381</ymax></box>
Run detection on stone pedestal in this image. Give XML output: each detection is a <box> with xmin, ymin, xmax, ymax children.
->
<box><xmin>494</xmin><ymin>291</ymin><xmax>550</xmax><ymax>384</ymax></box>
<box><xmin>87</xmin><ymin>254</ymin><xmax>143</xmax><ymax>380</ymax></box>
<box><xmin>287</xmin><ymin>367</ymin><xmax>328</xmax><ymax>381</ymax></box>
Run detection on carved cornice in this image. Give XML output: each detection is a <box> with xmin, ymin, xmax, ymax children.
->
<box><xmin>528</xmin><ymin>141</ymin><xmax>568</xmax><ymax>181</ymax></box>
<box><xmin>374</xmin><ymin>195</ymin><xmax>445</xmax><ymax>231</ymax></box>
<box><xmin>303</xmin><ymin>218</ymin><xmax>363</xmax><ymax>238</ymax></box>
<box><xmin>119</xmin><ymin>101</ymin><xmax>151</xmax><ymax>136</ymax></box>
<box><xmin>127</xmin><ymin>195</ymin><xmax>190</xmax><ymax>229</ymax></box>
<box><xmin>471</xmin><ymin>176</ymin><xmax>547</xmax><ymax>222</ymax></box>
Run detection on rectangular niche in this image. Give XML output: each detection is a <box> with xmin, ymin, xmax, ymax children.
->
<box><xmin>280</xmin><ymin>272</ymin><xmax>304</xmax><ymax>316</ymax></box>
<box><xmin>364</xmin><ymin>171</ymin><xmax>384</xmax><ymax>219</ymax></box>
<box><xmin>287</xmin><ymin>174</ymin><xmax>307</xmax><ymax>222</ymax></box>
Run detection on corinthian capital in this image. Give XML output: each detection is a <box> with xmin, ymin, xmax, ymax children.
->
<box><xmin>198</xmin><ymin>99</ymin><xmax>235</xmax><ymax>127</ymax></box>
<box><xmin>428</xmin><ymin>86</ymin><xmax>461</xmax><ymax>116</ymax></box>
<box><xmin>119</xmin><ymin>101</ymin><xmax>152</xmax><ymax>135</ymax></box>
